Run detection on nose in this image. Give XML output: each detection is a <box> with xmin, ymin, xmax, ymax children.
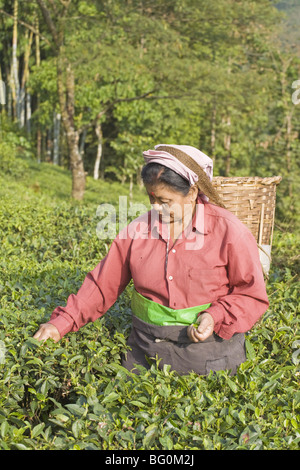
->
<box><xmin>152</xmin><ymin>203</ymin><xmax>163</xmax><ymax>212</ymax></box>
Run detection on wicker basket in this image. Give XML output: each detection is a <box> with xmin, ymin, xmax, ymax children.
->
<box><xmin>212</xmin><ymin>176</ymin><xmax>282</xmax><ymax>275</ymax></box>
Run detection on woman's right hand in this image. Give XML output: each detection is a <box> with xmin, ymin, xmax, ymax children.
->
<box><xmin>33</xmin><ymin>323</ymin><xmax>61</xmax><ymax>343</ymax></box>
<box><xmin>187</xmin><ymin>312</ymin><xmax>215</xmax><ymax>343</ymax></box>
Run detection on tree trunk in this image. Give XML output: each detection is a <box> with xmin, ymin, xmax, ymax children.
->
<box><xmin>37</xmin><ymin>128</ymin><xmax>42</xmax><ymax>163</ymax></box>
<box><xmin>20</xmin><ymin>29</ymin><xmax>33</xmax><ymax>130</ymax></box>
<box><xmin>19</xmin><ymin>87</ymin><xmax>25</xmax><ymax>128</ymax></box>
<box><xmin>223</xmin><ymin>115</ymin><xmax>231</xmax><ymax>176</ymax></box>
<box><xmin>129</xmin><ymin>174</ymin><xmax>133</xmax><ymax>205</ymax></box>
<box><xmin>26</xmin><ymin>91</ymin><xmax>31</xmax><ymax>135</ymax></box>
<box><xmin>11</xmin><ymin>0</ymin><xmax>19</xmax><ymax>122</ymax></box>
<box><xmin>210</xmin><ymin>104</ymin><xmax>217</xmax><ymax>162</ymax></box>
<box><xmin>7</xmin><ymin>80</ymin><xmax>12</xmax><ymax>118</ymax></box>
<box><xmin>56</xmin><ymin>55</ymin><xmax>85</xmax><ymax>199</ymax></box>
<box><xmin>35</xmin><ymin>15</ymin><xmax>41</xmax><ymax>162</ymax></box>
<box><xmin>136</xmin><ymin>164</ymin><xmax>144</xmax><ymax>188</ymax></box>
<box><xmin>79</xmin><ymin>128</ymin><xmax>87</xmax><ymax>158</ymax></box>
<box><xmin>53</xmin><ymin>111</ymin><xmax>61</xmax><ymax>165</ymax></box>
<box><xmin>93</xmin><ymin>120</ymin><xmax>102</xmax><ymax>180</ymax></box>
<box><xmin>46</xmin><ymin>128</ymin><xmax>52</xmax><ymax>162</ymax></box>
<box><xmin>36</xmin><ymin>0</ymin><xmax>85</xmax><ymax>199</ymax></box>
<box><xmin>0</xmin><ymin>66</ymin><xmax>6</xmax><ymax>107</ymax></box>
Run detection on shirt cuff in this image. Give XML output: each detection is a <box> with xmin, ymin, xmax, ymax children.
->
<box><xmin>197</xmin><ymin>302</ymin><xmax>227</xmax><ymax>337</ymax></box>
<box><xmin>48</xmin><ymin>314</ymin><xmax>74</xmax><ymax>338</ymax></box>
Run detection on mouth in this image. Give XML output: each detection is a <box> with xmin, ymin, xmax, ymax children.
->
<box><xmin>159</xmin><ymin>212</ymin><xmax>175</xmax><ymax>222</ymax></box>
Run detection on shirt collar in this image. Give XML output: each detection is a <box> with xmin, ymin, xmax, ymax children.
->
<box><xmin>191</xmin><ymin>197</ymin><xmax>211</xmax><ymax>235</ymax></box>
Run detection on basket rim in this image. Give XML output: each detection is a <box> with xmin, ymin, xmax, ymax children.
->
<box><xmin>212</xmin><ymin>176</ymin><xmax>282</xmax><ymax>185</ymax></box>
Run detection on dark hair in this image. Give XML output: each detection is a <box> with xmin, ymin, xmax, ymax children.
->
<box><xmin>141</xmin><ymin>163</ymin><xmax>190</xmax><ymax>196</ymax></box>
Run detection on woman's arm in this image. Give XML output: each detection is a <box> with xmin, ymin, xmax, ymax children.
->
<box><xmin>205</xmin><ymin>230</ymin><xmax>269</xmax><ymax>340</ymax></box>
<box><xmin>34</xmin><ymin>233</ymin><xmax>132</xmax><ymax>341</ymax></box>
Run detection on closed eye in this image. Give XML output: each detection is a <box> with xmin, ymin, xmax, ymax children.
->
<box><xmin>148</xmin><ymin>195</ymin><xmax>170</xmax><ymax>205</ymax></box>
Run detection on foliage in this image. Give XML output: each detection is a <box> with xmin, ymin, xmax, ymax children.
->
<box><xmin>0</xmin><ymin>167</ymin><xmax>299</xmax><ymax>450</ymax></box>
<box><xmin>1</xmin><ymin>1</ymin><xmax>299</xmax><ymax>213</ymax></box>
<box><xmin>0</xmin><ymin>116</ymin><xmax>33</xmax><ymax>177</ymax></box>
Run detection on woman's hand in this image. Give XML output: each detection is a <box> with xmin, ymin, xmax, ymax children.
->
<box><xmin>187</xmin><ymin>312</ymin><xmax>215</xmax><ymax>342</ymax></box>
<box><xmin>33</xmin><ymin>323</ymin><xmax>61</xmax><ymax>343</ymax></box>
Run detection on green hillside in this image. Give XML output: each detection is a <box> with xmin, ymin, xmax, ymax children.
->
<box><xmin>0</xmin><ymin>158</ymin><xmax>149</xmax><ymax>208</ymax></box>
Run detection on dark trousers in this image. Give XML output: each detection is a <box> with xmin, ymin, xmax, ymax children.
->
<box><xmin>122</xmin><ymin>315</ymin><xmax>246</xmax><ymax>376</ymax></box>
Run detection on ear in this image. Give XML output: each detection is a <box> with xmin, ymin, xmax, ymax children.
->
<box><xmin>188</xmin><ymin>185</ymin><xmax>198</xmax><ymax>202</ymax></box>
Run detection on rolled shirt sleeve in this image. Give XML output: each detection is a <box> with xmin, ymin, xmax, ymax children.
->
<box><xmin>204</xmin><ymin>229</ymin><xmax>269</xmax><ymax>340</ymax></box>
<box><xmin>48</xmin><ymin>233</ymin><xmax>132</xmax><ymax>338</ymax></box>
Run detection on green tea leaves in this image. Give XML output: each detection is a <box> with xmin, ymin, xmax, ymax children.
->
<box><xmin>0</xmin><ymin>176</ymin><xmax>299</xmax><ymax>450</ymax></box>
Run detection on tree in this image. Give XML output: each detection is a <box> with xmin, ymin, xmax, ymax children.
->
<box><xmin>33</xmin><ymin>0</ymin><xmax>201</xmax><ymax>199</ymax></box>
<box><xmin>35</xmin><ymin>0</ymin><xmax>86</xmax><ymax>200</ymax></box>
<box><xmin>1</xmin><ymin>0</ymin><xmax>298</xmax><ymax>225</ymax></box>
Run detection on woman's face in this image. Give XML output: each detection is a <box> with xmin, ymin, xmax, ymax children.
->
<box><xmin>145</xmin><ymin>183</ymin><xmax>198</xmax><ymax>223</ymax></box>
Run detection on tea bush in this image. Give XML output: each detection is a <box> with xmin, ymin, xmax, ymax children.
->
<box><xmin>0</xmin><ymin>118</ymin><xmax>33</xmax><ymax>178</ymax></box>
<box><xmin>0</xmin><ymin>164</ymin><xmax>299</xmax><ymax>450</ymax></box>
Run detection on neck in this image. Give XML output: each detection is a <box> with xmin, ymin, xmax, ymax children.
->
<box><xmin>169</xmin><ymin>200</ymin><xmax>197</xmax><ymax>242</ymax></box>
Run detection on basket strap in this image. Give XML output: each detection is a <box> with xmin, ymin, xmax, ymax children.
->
<box><xmin>156</xmin><ymin>145</ymin><xmax>226</xmax><ymax>208</ymax></box>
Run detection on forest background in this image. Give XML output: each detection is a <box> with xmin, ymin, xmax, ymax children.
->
<box><xmin>0</xmin><ymin>0</ymin><xmax>299</xmax><ymax>228</ymax></box>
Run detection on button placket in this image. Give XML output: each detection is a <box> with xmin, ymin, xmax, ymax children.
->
<box><xmin>167</xmin><ymin>245</ymin><xmax>176</xmax><ymax>282</ymax></box>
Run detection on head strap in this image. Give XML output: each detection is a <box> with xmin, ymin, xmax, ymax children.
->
<box><xmin>156</xmin><ymin>145</ymin><xmax>225</xmax><ymax>208</ymax></box>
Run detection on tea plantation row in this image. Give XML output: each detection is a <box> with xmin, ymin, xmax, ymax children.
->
<box><xmin>0</xmin><ymin>170</ymin><xmax>299</xmax><ymax>450</ymax></box>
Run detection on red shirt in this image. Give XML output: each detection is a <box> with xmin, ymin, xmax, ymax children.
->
<box><xmin>49</xmin><ymin>198</ymin><xmax>269</xmax><ymax>340</ymax></box>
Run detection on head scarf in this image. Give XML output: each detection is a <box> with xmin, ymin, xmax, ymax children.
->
<box><xmin>143</xmin><ymin>144</ymin><xmax>213</xmax><ymax>184</ymax></box>
<box><xmin>143</xmin><ymin>144</ymin><xmax>225</xmax><ymax>207</ymax></box>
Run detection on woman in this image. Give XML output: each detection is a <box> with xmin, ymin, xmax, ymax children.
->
<box><xmin>34</xmin><ymin>144</ymin><xmax>269</xmax><ymax>375</ymax></box>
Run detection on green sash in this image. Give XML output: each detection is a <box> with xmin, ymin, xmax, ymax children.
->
<box><xmin>131</xmin><ymin>289</ymin><xmax>211</xmax><ymax>326</ymax></box>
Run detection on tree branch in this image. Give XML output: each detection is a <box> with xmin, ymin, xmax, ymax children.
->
<box><xmin>77</xmin><ymin>89</ymin><xmax>192</xmax><ymax>134</ymax></box>
<box><xmin>77</xmin><ymin>89</ymin><xmax>157</xmax><ymax>133</ymax></box>
<box><xmin>36</xmin><ymin>0</ymin><xmax>60</xmax><ymax>48</ymax></box>
<box><xmin>58</xmin><ymin>0</ymin><xmax>72</xmax><ymax>8</ymax></box>
<box><xmin>0</xmin><ymin>8</ymin><xmax>51</xmax><ymax>46</ymax></box>
<box><xmin>96</xmin><ymin>89</ymin><xmax>157</xmax><ymax>118</ymax></box>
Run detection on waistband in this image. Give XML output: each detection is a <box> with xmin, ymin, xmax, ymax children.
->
<box><xmin>131</xmin><ymin>289</ymin><xmax>211</xmax><ymax>326</ymax></box>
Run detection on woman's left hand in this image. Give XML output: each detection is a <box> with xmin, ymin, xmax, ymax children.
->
<box><xmin>187</xmin><ymin>312</ymin><xmax>215</xmax><ymax>342</ymax></box>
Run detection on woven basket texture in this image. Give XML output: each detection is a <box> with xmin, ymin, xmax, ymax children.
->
<box><xmin>211</xmin><ymin>176</ymin><xmax>282</xmax><ymax>246</ymax></box>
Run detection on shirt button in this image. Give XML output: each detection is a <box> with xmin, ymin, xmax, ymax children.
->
<box><xmin>172</xmin><ymin>249</ymin><xmax>176</xmax><ymax>253</ymax></box>
<box><xmin>168</xmin><ymin>275</ymin><xmax>173</xmax><ymax>281</ymax></box>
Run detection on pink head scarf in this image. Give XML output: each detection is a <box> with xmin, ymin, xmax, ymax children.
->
<box><xmin>143</xmin><ymin>144</ymin><xmax>213</xmax><ymax>200</ymax></box>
